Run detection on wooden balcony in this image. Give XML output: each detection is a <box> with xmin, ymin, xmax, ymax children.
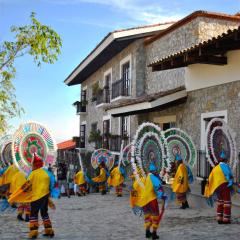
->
<box><xmin>111</xmin><ymin>78</ymin><xmax>131</xmax><ymax>99</ymax></box>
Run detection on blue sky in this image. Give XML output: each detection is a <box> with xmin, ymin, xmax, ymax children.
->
<box><xmin>0</xmin><ymin>0</ymin><xmax>239</xmax><ymax>143</ymax></box>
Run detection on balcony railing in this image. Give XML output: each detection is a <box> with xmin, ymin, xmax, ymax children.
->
<box><xmin>96</xmin><ymin>87</ymin><xmax>110</xmax><ymax>105</ymax></box>
<box><xmin>111</xmin><ymin>78</ymin><xmax>130</xmax><ymax>99</ymax></box>
<box><xmin>109</xmin><ymin>135</ymin><xmax>130</xmax><ymax>152</ymax></box>
<box><xmin>76</xmin><ymin>102</ymin><xmax>86</xmax><ymax>114</ymax></box>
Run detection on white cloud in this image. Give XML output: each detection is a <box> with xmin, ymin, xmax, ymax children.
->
<box><xmin>48</xmin><ymin>0</ymin><xmax>183</xmax><ymax>25</ymax></box>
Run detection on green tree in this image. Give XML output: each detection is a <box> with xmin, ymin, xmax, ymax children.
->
<box><xmin>0</xmin><ymin>12</ymin><xmax>62</xmax><ymax>134</ymax></box>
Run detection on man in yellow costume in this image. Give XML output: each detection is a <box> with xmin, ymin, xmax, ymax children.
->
<box><xmin>92</xmin><ymin>162</ymin><xmax>107</xmax><ymax>195</ymax></box>
<box><xmin>204</xmin><ymin>151</ymin><xmax>233</xmax><ymax>224</ymax></box>
<box><xmin>9</xmin><ymin>154</ymin><xmax>56</xmax><ymax>239</ymax></box>
<box><xmin>107</xmin><ymin>161</ymin><xmax>125</xmax><ymax>197</ymax></box>
<box><xmin>130</xmin><ymin>163</ymin><xmax>166</xmax><ymax>240</ymax></box>
<box><xmin>74</xmin><ymin>167</ymin><xmax>87</xmax><ymax>196</ymax></box>
<box><xmin>172</xmin><ymin>154</ymin><xmax>193</xmax><ymax>209</ymax></box>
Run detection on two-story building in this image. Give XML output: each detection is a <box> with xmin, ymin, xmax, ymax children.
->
<box><xmin>65</xmin><ymin>22</ymin><xmax>173</xmax><ymax>154</ymax></box>
<box><xmin>65</xmin><ymin>11</ymin><xmax>240</xmax><ymax>186</ymax></box>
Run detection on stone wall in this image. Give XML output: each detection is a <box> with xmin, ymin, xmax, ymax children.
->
<box><xmin>80</xmin><ymin>39</ymin><xmax>146</xmax><ymax>151</ymax></box>
<box><xmin>145</xmin><ymin>17</ymin><xmax>239</xmax><ymax>95</ymax></box>
<box><xmin>146</xmin><ymin>80</ymin><xmax>240</xmax><ymax>150</ymax></box>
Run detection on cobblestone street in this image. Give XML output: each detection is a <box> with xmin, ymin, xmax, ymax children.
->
<box><xmin>1</xmin><ymin>191</ymin><xmax>240</xmax><ymax>240</ymax></box>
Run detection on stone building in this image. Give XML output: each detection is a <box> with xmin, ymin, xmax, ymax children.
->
<box><xmin>65</xmin><ymin>11</ymin><xmax>240</xmax><ymax>190</ymax></box>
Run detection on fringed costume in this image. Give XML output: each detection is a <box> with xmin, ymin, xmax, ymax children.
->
<box><xmin>172</xmin><ymin>154</ymin><xmax>193</xmax><ymax>209</ymax></box>
<box><xmin>74</xmin><ymin>169</ymin><xmax>87</xmax><ymax>196</ymax></box>
<box><xmin>130</xmin><ymin>164</ymin><xmax>166</xmax><ymax>240</ymax></box>
<box><xmin>107</xmin><ymin>165</ymin><xmax>125</xmax><ymax>197</ymax></box>
<box><xmin>9</xmin><ymin>154</ymin><xmax>56</xmax><ymax>239</ymax></box>
<box><xmin>10</xmin><ymin>170</ymin><xmax>30</xmax><ymax>221</ymax></box>
<box><xmin>92</xmin><ymin>164</ymin><xmax>107</xmax><ymax>195</ymax></box>
<box><xmin>204</xmin><ymin>151</ymin><xmax>233</xmax><ymax>224</ymax></box>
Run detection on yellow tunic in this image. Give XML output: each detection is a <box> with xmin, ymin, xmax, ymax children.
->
<box><xmin>74</xmin><ymin>170</ymin><xmax>86</xmax><ymax>185</ymax></box>
<box><xmin>130</xmin><ymin>175</ymin><xmax>145</xmax><ymax>208</ymax></box>
<box><xmin>204</xmin><ymin>164</ymin><xmax>227</xmax><ymax>198</ymax></box>
<box><xmin>9</xmin><ymin>170</ymin><xmax>27</xmax><ymax>194</ymax></box>
<box><xmin>8</xmin><ymin>168</ymin><xmax>50</xmax><ymax>204</ymax></box>
<box><xmin>140</xmin><ymin>174</ymin><xmax>157</xmax><ymax>207</ymax></box>
<box><xmin>1</xmin><ymin>164</ymin><xmax>19</xmax><ymax>185</ymax></box>
<box><xmin>92</xmin><ymin>168</ymin><xmax>107</xmax><ymax>183</ymax></box>
<box><xmin>172</xmin><ymin>163</ymin><xmax>189</xmax><ymax>193</ymax></box>
<box><xmin>107</xmin><ymin>166</ymin><xmax>124</xmax><ymax>187</ymax></box>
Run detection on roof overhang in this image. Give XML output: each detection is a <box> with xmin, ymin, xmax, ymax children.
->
<box><xmin>107</xmin><ymin>89</ymin><xmax>187</xmax><ymax>117</ymax></box>
<box><xmin>64</xmin><ymin>23</ymin><xmax>173</xmax><ymax>86</ymax></box>
<box><xmin>149</xmin><ymin>26</ymin><xmax>240</xmax><ymax>71</ymax></box>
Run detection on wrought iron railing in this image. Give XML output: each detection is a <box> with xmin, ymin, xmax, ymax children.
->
<box><xmin>76</xmin><ymin>102</ymin><xmax>86</xmax><ymax>114</ymax></box>
<box><xmin>111</xmin><ymin>78</ymin><xmax>130</xmax><ymax>99</ymax></box>
<box><xmin>109</xmin><ymin>135</ymin><xmax>130</xmax><ymax>152</ymax></box>
<box><xmin>96</xmin><ymin>87</ymin><xmax>110</xmax><ymax>105</ymax></box>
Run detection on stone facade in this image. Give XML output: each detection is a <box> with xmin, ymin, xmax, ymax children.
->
<box><xmin>145</xmin><ymin>17</ymin><xmax>239</xmax><ymax>94</ymax></box>
<box><xmin>78</xmin><ymin>15</ymin><xmax>239</xmax><ymax>157</ymax></box>
<box><xmin>80</xmin><ymin>39</ymin><xmax>146</xmax><ymax>152</ymax></box>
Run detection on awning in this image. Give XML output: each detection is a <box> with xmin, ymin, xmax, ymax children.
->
<box><xmin>106</xmin><ymin>87</ymin><xmax>187</xmax><ymax>117</ymax></box>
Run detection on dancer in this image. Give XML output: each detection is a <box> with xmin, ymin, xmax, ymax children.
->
<box><xmin>204</xmin><ymin>151</ymin><xmax>233</xmax><ymax>224</ymax></box>
<box><xmin>9</xmin><ymin>154</ymin><xmax>56</xmax><ymax>238</ymax></box>
<box><xmin>74</xmin><ymin>167</ymin><xmax>87</xmax><ymax>196</ymax></box>
<box><xmin>107</xmin><ymin>161</ymin><xmax>125</xmax><ymax>197</ymax></box>
<box><xmin>172</xmin><ymin>154</ymin><xmax>193</xmax><ymax>209</ymax></box>
<box><xmin>131</xmin><ymin>163</ymin><xmax>166</xmax><ymax>240</ymax></box>
<box><xmin>10</xmin><ymin>169</ymin><xmax>30</xmax><ymax>221</ymax></box>
<box><xmin>92</xmin><ymin>162</ymin><xmax>107</xmax><ymax>195</ymax></box>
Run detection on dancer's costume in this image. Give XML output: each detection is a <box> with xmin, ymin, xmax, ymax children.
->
<box><xmin>107</xmin><ymin>164</ymin><xmax>125</xmax><ymax>197</ymax></box>
<box><xmin>10</xmin><ymin>169</ymin><xmax>30</xmax><ymax>221</ymax></box>
<box><xmin>204</xmin><ymin>151</ymin><xmax>233</xmax><ymax>224</ymax></box>
<box><xmin>74</xmin><ymin>169</ymin><xmax>87</xmax><ymax>196</ymax></box>
<box><xmin>172</xmin><ymin>154</ymin><xmax>193</xmax><ymax>209</ymax></box>
<box><xmin>92</xmin><ymin>163</ymin><xmax>107</xmax><ymax>195</ymax></box>
<box><xmin>130</xmin><ymin>163</ymin><xmax>165</xmax><ymax>240</ymax></box>
<box><xmin>9</xmin><ymin>154</ymin><xmax>56</xmax><ymax>239</ymax></box>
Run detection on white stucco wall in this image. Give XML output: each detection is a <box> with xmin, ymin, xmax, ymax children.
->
<box><xmin>185</xmin><ymin>50</ymin><xmax>240</xmax><ymax>91</ymax></box>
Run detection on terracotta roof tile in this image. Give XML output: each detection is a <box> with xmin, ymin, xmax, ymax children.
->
<box><xmin>57</xmin><ymin>140</ymin><xmax>76</xmax><ymax>150</ymax></box>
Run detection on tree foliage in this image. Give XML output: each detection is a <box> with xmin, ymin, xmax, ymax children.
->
<box><xmin>0</xmin><ymin>12</ymin><xmax>62</xmax><ymax>135</ymax></box>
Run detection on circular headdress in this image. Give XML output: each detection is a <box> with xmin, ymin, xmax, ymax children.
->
<box><xmin>12</xmin><ymin>122</ymin><xmax>57</xmax><ymax>174</ymax></box>
<box><xmin>164</xmin><ymin>128</ymin><xmax>197</xmax><ymax>169</ymax></box>
<box><xmin>91</xmin><ymin>149</ymin><xmax>114</xmax><ymax>170</ymax></box>
<box><xmin>122</xmin><ymin>144</ymin><xmax>131</xmax><ymax>166</ymax></box>
<box><xmin>205</xmin><ymin>118</ymin><xmax>237</xmax><ymax>169</ymax></box>
<box><xmin>132</xmin><ymin>122</ymin><xmax>169</xmax><ymax>180</ymax></box>
<box><xmin>0</xmin><ymin>135</ymin><xmax>13</xmax><ymax>167</ymax></box>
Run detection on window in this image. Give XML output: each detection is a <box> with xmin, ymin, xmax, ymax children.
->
<box><xmin>120</xmin><ymin>116</ymin><xmax>130</xmax><ymax>137</ymax></box>
<box><xmin>81</xmin><ymin>89</ymin><xmax>87</xmax><ymax>102</ymax></box>
<box><xmin>91</xmin><ymin>122</ymin><xmax>97</xmax><ymax>132</ymax></box>
<box><xmin>103</xmin><ymin>119</ymin><xmax>110</xmax><ymax>149</ymax></box>
<box><xmin>104</xmin><ymin>74</ymin><xmax>111</xmax><ymax>103</ymax></box>
<box><xmin>153</xmin><ymin>115</ymin><xmax>176</xmax><ymax>131</ymax></box>
<box><xmin>121</xmin><ymin>61</ymin><xmax>130</xmax><ymax>96</ymax></box>
<box><xmin>80</xmin><ymin>124</ymin><xmax>86</xmax><ymax>148</ymax></box>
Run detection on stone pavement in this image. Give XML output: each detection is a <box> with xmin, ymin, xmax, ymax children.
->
<box><xmin>0</xmin><ymin>191</ymin><xmax>240</xmax><ymax>240</ymax></box>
